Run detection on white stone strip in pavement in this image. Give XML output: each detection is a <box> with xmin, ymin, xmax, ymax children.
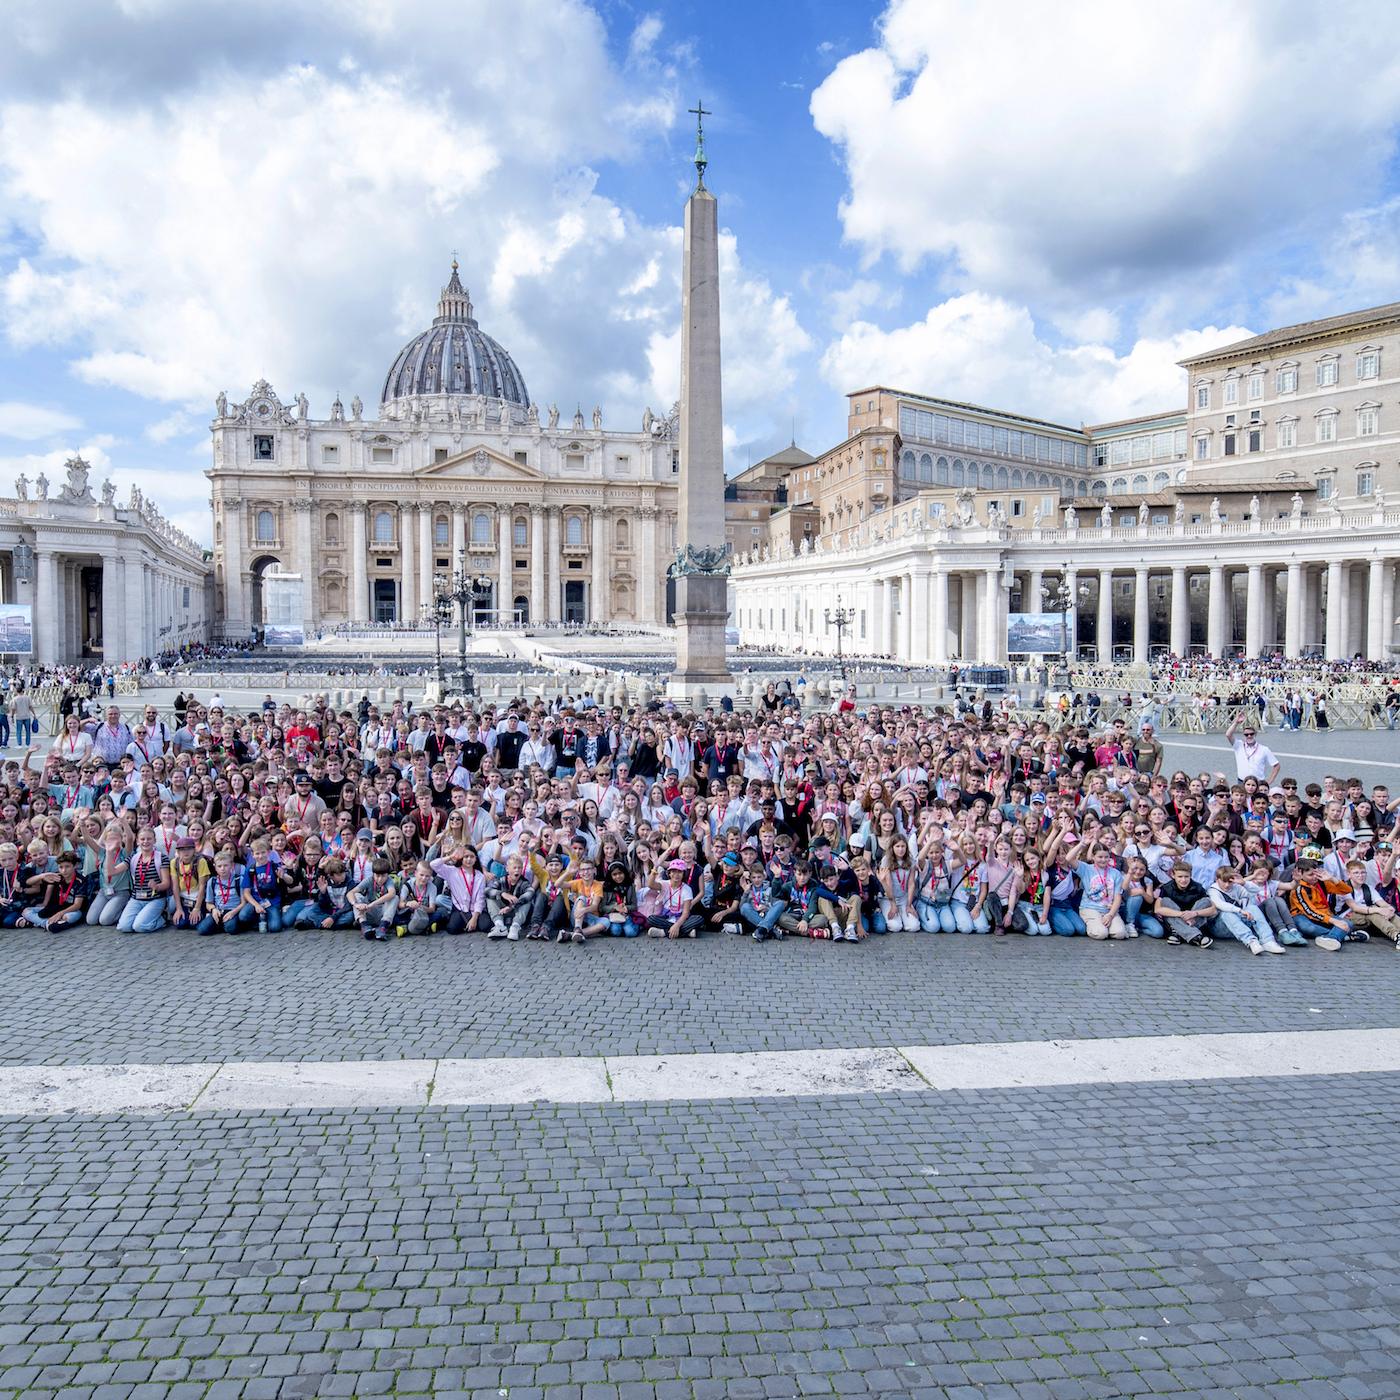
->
<box><xmin>1165</xmin><ymin>739</ymin><xmax>1400</xmax><ymax>770</ymax></box>
<box><xmin>2</xmin><ymin>1028</ymin><xmax>1400</xmax><ymax>1115</ymax></box>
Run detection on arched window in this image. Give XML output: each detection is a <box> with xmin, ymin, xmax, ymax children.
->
<box><xmin>936</xmin><ymin>456</ymin><xmax>949</xmax><ymax>485</ymax></box>
<box><xmin>434</xmin><ymin>515</ymin><xmax>449</xmax><ymax>547</ymax></box>
<box><xmin>952</xmin><ymin>459</ymin><xmax>965</xmax><ymax>486</ymax></box>
<box><xmin>1091</xmin><ymin>479</ymin><xmax>1107</xmax><ymax>495</ymax></box>
<box><xmin>1153</xmin><ymin>471</ymin><xmax>1170</xmax><ymax>491</ymax></box>
<box><xmin>323</xmin><ymin>511</ymin><xmax>340</xmax><ymax>546</ymax></box>
<box><xmin>1131</xmin><ymin>474</ymin><xmax>1148</xmax><ymax>493</ymax></box>
<box><xmin>966</xmin><ymin>463</ymin><xmax>979</xmax><ymax>487</ymax></box>
<box><xmin>996</xmin><ymin>466</ymin><xmax>1009</xmax><ymax>488</ymax></box>
<box><xmin>1111</xmin><ymin>477</ymin><xmax>1127</xmax><ymax>495</ymax></box>
<box><xmin>373</xmin><ymin>510</ymin><xmax>394</xmax><ymax>543</ymax></box>
<box><xmin>512</xmin><ymin>516</ymin><xmax>527</xmax><ymax>548</ymax></box>
<box><xmin>1010</xmin><ymin>469</ymin><xmax>1022</xmax><ymax>489</ymax></box>
<box><xmin>918</xmin><ymin>452</ymin><xmax>933</xmax><ymax>483</ymax></box>
<box><xmin>255</xmin><ymin>509</ymin><xmax>275</xmax><ymax>542</ymax></box>
<box><xmin>513</xmin><ymin>595</ymin><xmax>530</xmax><ymax>623</ymax></box>
<box><xmin>471</xmin><ymin>511</ymin><xmax>490</xmax><ymax>545</ymax></box>
<box><xmin>900</xmin><ymin>450</ymin><xmax>916</xmax><ymax>480</ymax></box>
<box><xmin>565</xmin><ymin>515</ymin><xmax>584</xmax><ymax>546</ymax></box>
<box><xmin>1076</xmin><ymin>481</ymin><xmax>1088</xmax><ymax>497</ymax></box>
<box><xmin>615</xmin><ymin>516</ymin><xmax>630</xmax><ymax>548</ymax></box>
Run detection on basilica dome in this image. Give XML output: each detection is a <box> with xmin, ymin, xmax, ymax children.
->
<box><xmin>380</xmin><ymin>262</ymin><xmax>530</xmax><ymax>407</ymax></box>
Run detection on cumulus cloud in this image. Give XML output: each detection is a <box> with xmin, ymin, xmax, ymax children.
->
<box><xmin>0</xmin><ymin>400</ymin><xmax>81</xmax><ymax>439</ymax></box>
<box><xmin>820</xmin><ymin>292</ymin><xmax>1252</xmax><ymax>426</ymax></box>
<box><xmin>811</xmin><ymin>0</ymin><xmax>1400</xmax><ymax>299</ymax></box>
<box><xmin>0</xmin><ymin>0</ymin><xmax>811</xmax><ymax>540</ymax></box>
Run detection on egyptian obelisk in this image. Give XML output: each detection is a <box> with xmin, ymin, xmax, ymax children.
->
<box><xmin>669</xmin><ymin>100</ymin><xmax>734</xmax><ymax>702</ymax></box>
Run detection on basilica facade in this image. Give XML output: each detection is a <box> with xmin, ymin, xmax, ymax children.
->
<box><xmin>209</xmin><ymin>263</ymin><xmax>680</xmax><ymax>636</ymax></box>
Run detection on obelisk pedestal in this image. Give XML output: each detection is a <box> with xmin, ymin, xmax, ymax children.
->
<box><xmin>668</xmin><ymin>114</ymin><xmax>734</xmax><ymax>704</ymax></box>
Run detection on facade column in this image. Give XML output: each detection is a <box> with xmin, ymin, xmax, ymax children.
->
<box><xmin>101</xmin><ymin>552</ymin><xmax>122</xmax><ymax>660</ymax></box>
<box><xmin>909</xmin><ymin>566</ymin><xmax>930</xmax><ymax>664</ymax></box>
<box><xmin>349</xmin><ymin>504</ymin><xmax>368</xmax><ymax>623</ymax></box>
<box><xmin>1284</xmin><ymin>562</ymin><xmax>1303</xmax><ymax>658</ymax></box>
<box><xmin>530</xmin><ymin>506</ymin><xmax>547</xmax><ymax>625</ymax></box>
<box><xmin>638</xmin><ymin>507</ymin><xmax>659</xmax><ymax>625</ymax></box>
<box><xmin>882</xmin><ymin>577</ymin><xmax>896</xmax><ymax>657</ymax></box>
<box><xmin>400</xmin><ymin>505</ymin><xmax>417</xmax><ymax>623</ymax></box>
<box><xmin>1133</xmin><ymin>566</ymin><xmax>1150</xmax><ymax>663</ymax></box>
<box><xmin>590</xmin><ymin>507</ymin><xmax>609</xmax><ymax>623</ymax></box>
<box><xmin>1062</xmin><ymin>569</ymin><xmax>1077</xmax><ymax>658</ymax></box>
<box><xmin>1027</xmin><ymin>568</ymin><xmax>1044</xmax><ymax>616</ymax></box>
<box><xmin>222</xmin><ymin>497</ymin><xmax>245</xmax><ymax>638</ymax></box>
<box><xmin>982</xmin><ymin>567</ymin><xmax>1000</xmax><ymax>661</ymax></box>
<box><xmin>497</xmin><ymin>509</ymin><xmax>513</xmax><ymax>623</ymax></box>
<box><xmin>895</xmin><ymin>576</ymin><xmax>910</xmax><ymax>658</ymax></box>
<box><xmin>1367</xmin><ymin>557</ymin><xmax>1387</xmax><ymax>661</ymax></box>
<box><xmin>292</xmin><ymin>499</ymin><xmax>315</xmax><ymax>636</ymax></box>
<box><xmin>1096</xmin><ymin>568</ymin><xmax>1113</xmax><ymax>661</ymax></box>
<box><xmin>418</xmin><ymin>503</ymin><xmax>434</xmax><ymax>611</ymax></box>
<box><xmin>1382</xmin><ymin>561</ymin><xmax>1397</xmax><ymax>665</ymax></box>
<box><xmin>452</xmin><ymin>504</ymin><xmax>467</xmax><ymax>567</ymax></box>
<box><xmin>545</xmin><ymin>507</ymin><xmax>562</xmax><ymax>622</ymax></box>
<box><xmin>869</xmin><ymin>578</ymin><xmax>884</xmax><ymax>654</ymax></box>
<box><xmin>1325</xmin><ymin>559</ymin><xmax>1346</xmax><ymax>660</ymax></box>
<box><xmin>34</xmin><ymin>550</ymin><xmax>59</xmax><ymax>664</ymax></box>
<box><xmin>1206</xmin><ymin>564</ymin><xmax>1226</xmax><ymax>656</ymax></box>
<box><xmin>931</xmin><ymin>567</ymin><xmax>949</xmax><ymax>663</ymax></box>
<box><xmin>1169</xmin><ymin>566</ymin><xmax>1188</xmax><ymax>656</ymax></box>
<box><xmin>1245</xmin><ymin>562</ymin><xmax>1263</xmax><ymax>657</ymax></box>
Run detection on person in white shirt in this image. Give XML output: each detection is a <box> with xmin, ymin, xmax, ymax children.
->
<box><xmin>1224</xmin><ymin>712</ymin><xmax>1280</xmax><ymax>784</ymax></box>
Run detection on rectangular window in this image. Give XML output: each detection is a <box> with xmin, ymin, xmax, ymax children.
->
<box><xmin>1223</xmin><ymin>378</ymin><xmax>1238</xmax><ymax>405</ymax></box>
<box><xmin>1195</xmin><ymin>385</ymin><xmax>1210</xmax><ymax>409</ymax></box>
<box><xmin>1277</xmin><ymin>421</ymin><xmax>1296</xmax><ymax>449</ymax></box>
<box><xmin>613</xmin><ymin>454</ymin><xmax>629</xmax><ymax>472</ymax></box>
<box><xmin>1224</xmin><ymin>434</ymin><xmax>1236</xmax><ymax>456</ymax></box>
<box><xmin>321</xmin><ymin>445</ymin><xmax>339</xmax><ymax>464</ymax></box>
<box><xmin>1247</xmin><ymin>373</ymin><xmax>1263</xmax><ymax>400</ymax></box>
<box><xmin>1317</xmin><ymin>416</ymin><xmax>1336</xmax><ymax>443</ymax></box>
<box><xmin>1316</xmin><ymin>478</ymin><xmax>1333</xmax><ymax>501</ymax></box>
<box><xmin>1276</xmin><ymin>367</ymin><xmax>1297</xmax><ymax>394</ymax></box>
<box><xmin>1011</xmin><ymin>498</ymin><xmax>1024</xmax><ymax>517</ymax></box>
<box><xmin>1195</xmin><ymin>437</ymin><xmax>1209</xmax><ymax>460</ymax></box>
<box><xmin>182</xmin><ymin>586</ymin><xmax>190</xmax><ymax>608</ymax></box>
<box><xmin>1110</xmin><ymin>439</ymin><xmax>1130</xmax><ymax>465</ymax></box>
<box><xmin>371</xmin><ymin>446</ymin><xmax>393</xmax><ymax>464</ymax></box>
<box><xmin>1247</xmin><ymin>430</ymin><xmax>1261</xmax><ymax>453</ymax></box>
<box><xmin>1317</xmin><ymin>358</ymin><xmax>1339</xmax><ymax>387</ymax></box>
<box><xmin>1093</xmin><ymin>442</ymin><xmax>1108</xmax><ymax>467</ymax></box>
<box><xmin>1173</xmin><ymin>429</ymin><xmax>1186</xmax><ymax>455</ymax></box>
<box><xmin>433</xmin><ymin>447</ymin><xmax>449</xmax><ymax>463</ymax></box>
<box><xmin>1151</xmin><ymin>431</ymin><xmax>1171</xmax><ymax>457</ymax></box>
<box><xmin>1357</xmin><ymin>470</ymin><xmax>1376</xmax><ymax>496</ymax></box>
<box><xmin>1131</xmin><ymin>435</ymin><xmax>1150</xmax><ymax>462</ymax></box>
<box><xmin>1358</xmin><ymin>350</ymin><xmax>1380</xmax><ymax>379</ymax></box>
<box><xmin>1225</xmin><ymin>413</ymin><xmax>1236</xmax><ymax>427</ymax></box>
<box><xmin>253</xmin><ymin>435</ymin><xmax>274</xmax><ymax>460</ymax></box>
<box><xmin>1358</xmin><ymin>406</ymin><xmax>1379</xmax><ymax>436</ymax></box>
<box><xmin>565</xmin><ymin>453</ymin><xmax>585</xmax><ymax>471</ymax></box>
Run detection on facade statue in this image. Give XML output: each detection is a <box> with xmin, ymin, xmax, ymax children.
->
<box><xmin>14</xmin><ymin>472</ymin><xmax>27</xmax><ymax>501</ymax></box>
<box><xmin>296</xmin><ymin>392</ymin><xmax>309</xmax><ymax>420</ymax></box>
<box><xmin>1174</xmin><ymin>499</ymin><xmax>1185</xmax><ymax>524</ymax></box>
<box><xmin>59</xmin><ymin>454</ymin><xmax>94</xmax><ymax>504</ymax></box>
<box><xmin>547</xmin><ymin>403</ymin><xmax>560</xmax><ymax>429</ymax></box>
<box><xmin>987</xmin><ymin>501</ymin><xmax>1005</xmax><ymax>527</ymax></box>
<box><xmin>592</xmin><ymin>405</ymin><xmax>602</xmax><ymax>431</ymax></box>
<box><xmin>36</xmin><ymin>472</ymin><xmax>49</xmax><ymax>501</ymax></box>
<box><xmin>1290</xmin><ymin>491</ymin><xmax>1303</xmax><ymax>521</ymax></box>
<box><xmin>954</xmin><ymin>487</ymin><xmax>976</xmax><ymax>526</ymax></box>
<box><xmin>1064</xmin><ymin>505</ymin><xmax>1077</xmax><ymax>530</ymax></box>
<box><xmin>1249</xmin><ymin>494</ymin><xmax>1261</xmax><ymax>523</ymax></box>
<box><xmin>1031</xmin><ymin>504</ymin><xmax>1044</xmax><ymax>528</ymax></box>
<box><xmin>351</xmin><ymin>395</ymin><xmax>363</xmax><ymax>420</ymax></box>
<box><xmin>215</xmin><ymin>391</ymin><xmax>228</xmax><ymax>418</ymax></box>
<box><xmin>1099</xmin><ymin>502</ymin><xmax>1112</xmax><ymax>530</ymax></box>
<box><xmin>527</xmin><ymin>401</ymin><xmax>539</xmax><ymax>423</ymax></box>
<box><xmin>101</xmin><ymin>478</ymin><xmax>116</xmax><ymax>506</ymax></box>
<box><xmin>1209</xmin><ymin>496</ymin><xmax>1222</xmax><ymax>524</ymax></box>
<box><xmin>573</xmin><ymin>406</ymin><xmax>586</xmax><ymax>431</ymax></box>
<box><xmin>642</xmin><ymin>407</ymin><xmax>654</xmax><ymax>434</ymax></box>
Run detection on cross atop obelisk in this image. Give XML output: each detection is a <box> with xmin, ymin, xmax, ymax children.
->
<box><xmin>668</xmin><ymin>100</ymin><xmax>733</xmax><ymax>703</ymax></box>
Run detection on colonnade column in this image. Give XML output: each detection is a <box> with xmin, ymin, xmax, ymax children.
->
<box><xmin>909</xmin><ymin>567</ymin><xmax>930</xmax><ymax>664</ymax></box>
<box><xmin>1062</xmin><ymin>569</ymin><xmax>1077</xmax><ymax>658</ymax></box>
<box><xmin>931</xmin><ymin>568</ymin><xmax>949</xmax><ymax>664</ymax></box>
<box><xmin>1367</xmin><ymin>558</ymin><xmax>1388</xmax><ymax>661</ymax></box>
<box><xmin>1325</xmin><ymin>559</ymin><xmax>1346</xmax><ymax>659</ymax></box>
<box><xmin>101</xmin><ymin>555</ymin><xmax>124</xmax><ymax>662</ymax></box>
<box><xmin>400</xmin><ymin>506</ymin><xmax>417</xmax><ymax>622</ymax></box>
<box><xmin>1380</xmin><ymin>562</ymin><xmax>1397</xmax><ymax>664</ymax></box>
<box><xmin>34</xmin><ymin>549</ymin><xmax>59</xmax><ymax>664</ymax></box>
<box><xmin>883</xmin><ymin>578</ymin><xmax>896</xmax><ymax>657</ymax></box>
<box><xmin>1206</xmin><ymin>564</ymin><xmax>1226</xmax><ymax>656</ymax></box>
<box><xmin>497</xmin><ymin>509</ymin><xmax>513</xmax><ymax>622</ymax></box>
<box><xmin>590</xmin><ymin>507</ymin><xmax>609</xmax><ymax>623</ymax></box>
<box><xmin>1244</xmin><ymin>562</ymin><xmax>1263</xmax><ymax>657</ymax></box>
<box><xmin>418</xmin><ymin>504</ymin><xmax>433</xmax><ymax>612</ymax></box>
<box><xmin>1096</xmin><ymin>568</ymin><xmax>1113</xmax><ymax>661</ymax></box>
<box><xmin>1169</xmin><ymin>566</ymin><xmax>1188</xmax><ymax>656</ymax></box>
<box><xmin>1027</xmin><ymin>568</ymin><xmax>1044</xmax><ymax>617</ymax></box>
<box><xmin>349</xmin><ymin>504</ymin><xmax>368</xmax><ymax>624</ymax></box>
<box><xmin>1133</xmin><ymin>567</ymin><xmax>1150</xmax><ymax>663</ymax></box>
<box><xmin>1284</xmin><ymin>562</ymin><xmax>1303</xmax><ymax>658</ymax></box>
<box><xmin>530</xmin><ymin>506</ymin><xmax>547</xmax><ymax>625</ymax></box>
<box><xmin>222</xmin><ymin>497</ymin><xmax>245</xmax><ymax>637</ymax></box>
<box><xmin>869</xmin><ymin>579</ymin><xmax>884</xmax><ymax>654</ymax></box>
<box><xmin>982</xmin><ymin>566</ymin><xmax>1000</xmax><ymax>661</ymax></box>
<box><xmin>545</xmin><ymin>507</ymin><xmax>562</xmax><ymax>623</ymax></box>
<box><xmin>452</xmin><ymin>504</ymin><xmax>467</xmax><ymax>567</ymax></box>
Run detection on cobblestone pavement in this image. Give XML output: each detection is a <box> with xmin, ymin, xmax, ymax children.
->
<box><xmin>3</xmin><ymin>926</ymin><xmax>1399</xmax><ymax>1066</ymax></box>
<box><xmin>0</xmin><ymin>1074</ymin><xmax>1397</xmax><ymax>1400</ymax></box>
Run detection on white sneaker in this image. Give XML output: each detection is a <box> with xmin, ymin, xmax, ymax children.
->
<box><xmin>722</xmin><ymin>922</ymin><xmax>740</xmax><ymax>935</ymax></box>
<box><xmin>1263</xmin><ymin>941</ymin><xmax>1286</xmax><ymax>954</ymax></box>
<box><xmin>1248</xmin><ymin>940</ymin><xmax>1263</xmax><ymax>955</ymax></box>
<box><xmin>487</xmin><ymin>927</ymin><xmax>507</xmax><ymax>939</ymax></box>
<box><xmin>507</xmin><ymin>929</ymin><xmax>519</xmax><ymax>941</ymax></box>
<box><xmin>1315</xmin><ymin>935</ymin><xmax>1342</xmax><ymax>951</ymax></box>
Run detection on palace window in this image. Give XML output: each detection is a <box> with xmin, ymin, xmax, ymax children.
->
<box><xmin>471</xmin><ymin>512</ymin><xmax>491</xmax><ymax>545</ymax></box>
<box><xmin>1357</xmin><ymin>405</ymin><xmax>1379</xmax><ymax>436</ymax></box>
<box><xmin>321</xmin><ymin>445</ymin><xmax>339</xmax><ymax>464</ymax></box>
<box><xmin>565</xmin><ymin>515</ymin><xmax>584</xmax><ymax>546</ymax></box>
<box><xmin>434</xmin><ymin>515</ymin><xmax>450</xmax><ymax>546</ymax></box>
<box><xmin>1277</xmin><ymin>420</ymin><xmax>1297</xmax><ymax>449</ymax></box>
<box><xmin>371</xmin><ymin>446</ymin><xmax>394</xmax><ymax>464</ymax></box>
<box><xmin>1248</xmin><ymin>430</ymin><xmax>1261</xmax><ymax>453</ymax></box>
<box><xmin>1276</xmin><ymin>365</ymin><xmax>1298</xmax><ymax>394</ymax></box>
<box><xmin>373</xmin><ymin>510</ymin><xmax>394</xmax><ymax>543</ymax></box>
<box><xmin>1223</xmin><ymin>377</ymin><xmax>1238</xmax><ymax>405</ymax></box>
<box><xmin>1316</xmin><ymin>477</ymin><xmax>1333</xmax><ymax>501</ymax></box>
<box><xmin>1194</xmin><ymin>436</ymin><xmax>1210</xmax><ymax>461</ymax></box>
<box><xmin>255</xmin><ymin>509</ymin><xmax>275</xmax><ymax>542</ymax></box>
<box><xmin>1357</xmin><ymin>469</ymin><xmax>1376</xmax><ymax>497</ymax></box>
<box><xmin>1316</xmin><ymin>413</ymin><xmax>1337</xmax><ymax>443</ymax></box>
<box><xmin>1223</xmin><ymin>434</ymin><xmax>1236</xmax><ymax>456</ymax></box>
<box><xmin>1247</xmin><ymin>373</ymin><xmax>1263</xmax><ymax>400</ymax></box>
<box><xmin>513</xmin><ymin>516</ymin><xmax>528</xmax><ymax>548</ymax></box>
<box><xmin>1357</xmin><ymin>349</ymin><xmax>1381</xmax><ymax>380</ymax></box>
<box><xmin>1316</xmin><ymin>357</ymin><xmax>1339</xmax><ymax>387</ymax></box>
<box><xmin>323</xmin><ymin>512</ymin><xmax>340</xmax><ymax>545</ymax></box>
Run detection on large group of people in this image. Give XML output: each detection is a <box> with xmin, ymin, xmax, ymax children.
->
<box><xmin>1</xmin><ymin>680</ymin><xmax>1397</xmax><ymax>958</ymax></box>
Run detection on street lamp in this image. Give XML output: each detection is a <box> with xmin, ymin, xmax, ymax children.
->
<box><xmin>419</xmin><ymin>594</ymin><xmax>450</xmax><ymax>691</ymax></box>
<box><xmin>432</xmin><ymin>553</ymin><xmax>494</xmax><ymax>696</ymax></box>
<box><xmin>1044</xmin><ymin>564</ymin><xmax>1089</xmax><ymax>661</ymax></box>
<box><xmin>823</xmin><ymin>595</ymin><xmax>855</xmax><ymax>681</ymax></box>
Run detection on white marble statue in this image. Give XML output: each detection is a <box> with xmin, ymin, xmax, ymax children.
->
<box><xmin>215</xmin><ymin>391</ymin><xmax>228</xmax><ymax>418</ymax></box>
<box><xmin>1064</xmin><ymin>505</ymin><xmax>1077</xmax><ymax>530</ymax></box>
<box><xmin>1209</xmin><ymin>496</ymin><xmax>1222</xmax><ymax>524</ymax></box>
<box><xmin>592</xmin><ymin>405</ymin><xmax>602</xmax><ymax>431</ymax></box>
<box><xmin>296</xmin><ymin>392</ymin><xmax>309</xmax><ymax>420</ymax></box>
<box><xmin>1249</xmin><ymin>494</ymin><xmax>1261</xmax><ymax>523</ymax></box>
<box><xmin>14</xmin><ymin>472</ymin><xmax>27</xmax><ymax>501</ymax></box>
<box><xmin>1099</xmin><ymin>502</ymin><xmax>1112</xmax><ymax>530</ymax></box>
<box><xmin>1290</xmin><ymin>491</ymin><xmax>1303</xmax><ymax>522</ymax></box>
<box><xmin>35</xmin><ymin>472</ymin><xmax>49</xmax><ymax>501</ymax></box>
<box><xmin>548</xmin><ymin>404</ymin><xmax>560</xmax><ymax>429</ymax></box>
<box><xmin>351</xmin><ymin>395</ymin><xmax>363</xmax><ymax>420</ymax></box>
<box><xmin>1137</xmin><ymin>500</ymin><xmax>1149</xmax><ymax>527</ymax></box>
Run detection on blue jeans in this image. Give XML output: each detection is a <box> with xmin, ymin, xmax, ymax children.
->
<box><xmin>0</xmin><ymin>714</ymin><xmax>9</xmax><ymax>747</ymax></box>
<box><xmin>284</xmin><ymin>898</ymin><xmax>318</xmax><ymax>927</ymax></box>
<box><xmin>248</xmin><ymin>902</ymin><xmax>284</xmax><ymax>931</ymax></box>
<box><xmin>15</xmin><ymin>716</ymin><xmax>34</xmax><ymax>746</ymax></box>
<box><xmin>861</xmin><ymin>907</ymin><xmax>888</xmax><ymax>935</ymax></box>
<box><xmin>118</xmin><ymin>895</ymin><xmax>168</xmax><ymax>932</ymax></box>
<box><xmin>196</xmin><ymin>906</ymin><xmax>254</xmax><ymax>936</ymax></box>
<box><xmin>1294</xmin><ymin>911</ymin><xmax>1351</xmax><ymax>942</ymax></box>
<box><xmin>741</xmin><ymin>899</ymin><xmax>786</xmax><ymax>937</ymax></box>
<box><xmin>1015</xmin><ymin>901</ymin><xmax>1051</xmax><ymax>935</ymax></box>
<box><xmin>1214</xmin><ymin>904</ymin><xmax>1274</xmax><ymax>946</ymax></box>
<box><xmin>917</xmin><ymin>899</ymin><xmax>972</xmax><ymax>933</ymax></box>
<box><xmin>1048</xmin><ymin>903</ymin><xmax>1086</xmax><ymax>936</ymax></box>
<box><xmin>1123</xmin><ymin>894</ymin><xmax>1165</xmax><ymax>938</ymax></box>
<box><xmin>22</xmin><ymin>906</ymin><xmax>83</xmax><ymax>930</ymax></box>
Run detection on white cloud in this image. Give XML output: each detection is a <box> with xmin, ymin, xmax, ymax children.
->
<box><xmin>821</xmin><ymin>292</ymin><xmax>1251</xmax><ymax>426</ymax></box>
<box><xmin>145</xmin><ymin>409</ymin><xmax>196</xmax><ymax>443</ymax></box>
<box><xmin>0</xmin><ymin>399</ymin><xmax>80</xmax><ymax>439</ymax></box>
<box><xmin>811</xmin><ymin>0</ymin><xmax>1400</xmax><ymax>298</ymax></box>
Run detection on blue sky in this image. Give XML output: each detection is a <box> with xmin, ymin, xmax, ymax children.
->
<box><xmin>3</xmin><ymin>0</ymin><xmax>1400</xmax><ymax>543</ymax></box>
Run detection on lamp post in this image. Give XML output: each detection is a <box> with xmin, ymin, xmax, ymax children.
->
<box><xmin>1044</xmin><ymin>564</ymin><xmax>1088</xmax><ymax>661</ymax></box>
<box><xmin>823</xmin><ymin>595</ymin><xmax>855</xmax><ymax>682</ymax></box>
<box><xmin>419</xmin><ymin>595</ymin><xmax>449</xmax><ymax>691</ymax></box>
<box><xmin>432</xmin><ymin>553</ymin><xmax>494</xmax><ymax>697</ymax></box>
